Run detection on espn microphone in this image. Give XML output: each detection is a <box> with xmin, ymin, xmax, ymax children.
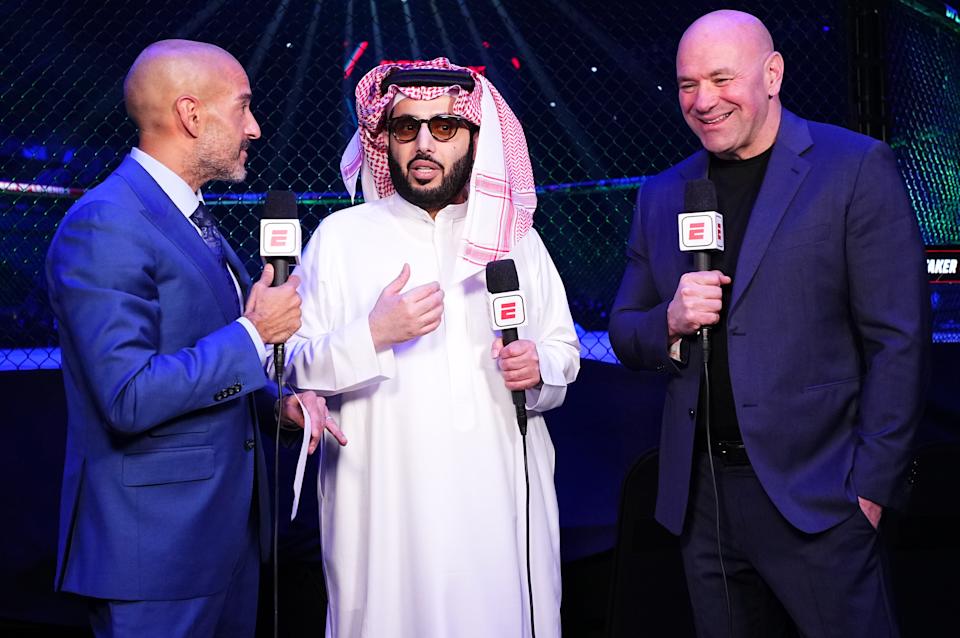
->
<box><xmin>485</xmin><ymin>259</ymin><xmax>529</xmax><ymax>436</ymax></box>
<box><xmin>259</xmin><ymin>190</ymin><xmax>302</xmax><ymax>376</ymax></box>
<box><xmin>678</xmin><ymin>179</ymin><xmax>724</xmax><ymax>363</ymax></box>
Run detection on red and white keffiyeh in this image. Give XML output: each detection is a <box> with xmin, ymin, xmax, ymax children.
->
<box><xmin>340</xmin><ymin>58</ymin><xmax>536</xmax><ymax>274</ymax></box>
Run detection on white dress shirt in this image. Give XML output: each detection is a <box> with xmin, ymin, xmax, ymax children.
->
<box><xmin>130</xmin><ymin>148</ymin><xmax>265</xmax><ymax>362</ymax></box>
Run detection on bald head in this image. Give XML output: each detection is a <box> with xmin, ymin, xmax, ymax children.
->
<box><xmin>679</xmin><ymin>10</ymin><xmax>774</xmax><ymax>62</ymax></box>
<box><xmin>675</xmin><ymin>10</ymin><xmax>783</xmax><ymax>159</ymax></box>
<box><xmin>124</xmin><ymin>40</ymin><xmax>243</xmax><ymax>134</ymax></box>
<box><xmin>122</xmin><ymin>40</ymin><xmax>260</xmax><ymax>191</ymax></box>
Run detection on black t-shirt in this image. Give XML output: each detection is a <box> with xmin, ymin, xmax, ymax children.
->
<box><xmin>697</xmin><ymin>146</ymin><xmax>774</xmax><ymax>442</ymax></box>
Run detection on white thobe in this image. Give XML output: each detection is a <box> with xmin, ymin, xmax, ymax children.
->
<box><xmin>282</xmin><ymin>193</ymin><xmax>580</xmax><ymax>638</ymax></box>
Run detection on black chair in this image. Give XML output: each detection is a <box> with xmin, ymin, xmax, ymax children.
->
<box><xmin>606</xmin><ymin>449</ymin><xmax>695</xmax><ymax>638</ymax></box>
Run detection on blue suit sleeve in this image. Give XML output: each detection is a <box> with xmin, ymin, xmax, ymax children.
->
<box><xmin>47</xmin><ymin>200</ymin><xmax>267</xmax><ymax>436</ymax></box>
<box><xmin>609</xmin><ymin>183</ymin><xmax>686</xmax><ymax>373</ymax></box>
<box><xmin>846</xmin><ymin>141</ymin><xmax>930</xmax><ymax>508</ymax></box>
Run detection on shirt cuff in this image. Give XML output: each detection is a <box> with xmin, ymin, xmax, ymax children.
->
<box><xmin>237</xmin><ymin>317</ymin><xmax>267</xmax><ymax>365</ymax></box>
<box><xmin>523</xmin><ymin>344</ymin><xmax>566</xmax><ymax>412</ymax></box>
<box><xmin>668</xmin><ymin>339</ymin><xmax>683</xmax><ymax>362</ymax></box>
<box><xmin>333</xmin><ymin>315</ymin><xmax>397</xmax><ymax>388</ymax></box>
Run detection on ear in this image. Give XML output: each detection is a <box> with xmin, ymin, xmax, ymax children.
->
<box><xmin>175</xmin><ymin>95</ymin><xmax>202</xmax><ymax>139</ymax></box>
<box><xmin>765</xmin><ymin>51</ymin><xmax>784</xmax><ymax>98</ymax></box>
<box><xmin>378</xmin><ymin>129</ymin><xmax>394</xmax><ymax>159</ymax></box>
<box><xmin>376</xmin><ymin>109</ymin><xmax>393</xmax><ymax>146</ymax></box>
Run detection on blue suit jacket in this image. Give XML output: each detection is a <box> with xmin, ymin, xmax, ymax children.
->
<box><xmin>610</xmin><ymin>110</ymin><xmax>929</xmax><ymax>534</ymax></box>
<box><xmin>46</xmin><ymin>156</ymin><xmax>271</xmax><ymax>600</ymax></box>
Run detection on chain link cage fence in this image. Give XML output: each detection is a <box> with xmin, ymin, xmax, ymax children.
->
<box><xmin>886</xmin><ymin>0</ymin><xmax>960</xmax><ymax>341</ymax></box>
<box><xmin>0</xmin><ymin>0</ymin><xmax>953</xmax><ymax>370</ymax></box>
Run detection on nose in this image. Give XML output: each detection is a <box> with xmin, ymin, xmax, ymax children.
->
<box><xmin>246</xmin><ymin>111</ymin><xmax>262</xmax><ymax>140</ymax></box>
<box><xmin>414</xmin><ymin>120</ymin><xmax>436</xmax><ymax>153</ymax></box>
<box><xmin>693</xmin><ymin>85</ymin><xmax>719</xmax><ymax>113</ymax></box>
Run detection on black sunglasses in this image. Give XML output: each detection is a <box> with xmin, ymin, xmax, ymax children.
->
<box><xmin>387</xmin><ymin>114</ymin><xmax>476</xmax><ymax>143</ymax></box>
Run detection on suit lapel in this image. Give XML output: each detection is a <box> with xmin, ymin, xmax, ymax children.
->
<box><xmin>678</xmin><ymin>151</ymin><xmax>710</xmax><ymax>183</ymax></box>
<box><xmin>730</xmin><ymin>111</ymin><xmax>812</xmax><ymax>312</ymax></box>
<box><xmin>221</xmin><ymin>235</ymin><xmax>252</xmax><ymax>300</ymax></box>
<box><xmin>115</xmin><ymin>157</ymin><xmax>243</xmax><ymax>322</ymax></box>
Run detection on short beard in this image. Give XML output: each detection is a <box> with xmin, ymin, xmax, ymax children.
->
<box><xmin>191</xmin><ymin>134</ymin><xmax>249</xmax><ymax>186</ymax></box>
<box><xmin>389</xmin><ymin>136</ymin><xmax>474</xmax><ymax>211</ymax></box>
<box><xmin>197</xmin><ymin>156</ymin><xmax>246</xmax><ymax>185</ymax></box>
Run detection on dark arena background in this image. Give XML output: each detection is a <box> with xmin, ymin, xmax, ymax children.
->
<box><xmin>2</xmin><ymin>0</ymin><xmax>959</xmax><ymax>636</ymax></box>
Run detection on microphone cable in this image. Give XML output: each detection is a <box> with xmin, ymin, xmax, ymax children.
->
<box><xmin>701</xmin><ymin>336</ymin><xmax>734</xmax><ymax>638</ymax></box>
<box><xmin>260</xmin><ymin>189</ymin><xmax>300</xmax><ymax>638</ymax></box>
<box><xmin>272</xmin><ymin>346</ymin><xmax>285</xmax><ymax>638</ymax></box>
<box><xmin>519</xmin><ymin>415</ymin><xmax>536</xmax><ymax>638</ymax></box>
<box><xmin>486</xmin><ymin>259</ymin><xmax>536</xmax><ymax>637</ymax></box>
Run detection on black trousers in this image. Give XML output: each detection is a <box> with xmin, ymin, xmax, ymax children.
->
<box><xmin>680</xmin><ymin>453</ymin><xmax>899</xmax><ymax>638</ymax></box>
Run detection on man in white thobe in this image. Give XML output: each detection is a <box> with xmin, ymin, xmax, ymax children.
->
<box><xmin>280</xmin><ymin>58</ymin><xmax>580</xmax><ymax>638</ymax></box>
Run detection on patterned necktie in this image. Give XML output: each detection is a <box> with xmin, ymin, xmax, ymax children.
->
<box><xmin>190</xmin><ymin>202</ymin><xmax>226</xmax><ymax>262</ymax></box>
<box><xmin>190</xmin><ymin>203</ymin><xmax>240</xmax><ymax>313</ymax></box>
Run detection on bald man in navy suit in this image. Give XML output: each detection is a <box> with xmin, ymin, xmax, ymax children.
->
<box><xmin>610</xmin><ymin>11</ymin><xmax>929</xmax><ymax>638</ymax></box>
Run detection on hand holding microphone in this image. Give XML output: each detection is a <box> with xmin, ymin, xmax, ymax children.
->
<box><xmin>253</xmin><ymin>191</ymin><xmax>303</xmax><ymax>381</ymax></box>
<box><xmin>486</xmin><ymin>259</ymin><xmax>532</xmax><ymax>434</ymax></box>
<box><xmin>248</xmin><ymin>191</ymin><xmax>302</xmax><ymax>345</ymax></box>
<box><xmin>667</xmin><ymin>271</ymin><xmax>730</xmax><ymax>340</ymax></box>
<box><xmin>670</xmin><ymin>179</ymin><xmax>729</xmax><ymax>360</ymax></box>
<box><xmin>244</xmin><ymin>265</ymin><xmax>302</xmax><ymax>344</ymax></box>
<box><xmin>490</xmin><ymin>337</ymin><xmax>541</xmax><ymax>391</ymax></box>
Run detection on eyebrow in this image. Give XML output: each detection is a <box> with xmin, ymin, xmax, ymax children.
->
<box><xmin>237</xmin><ymin>92</ymin><xmax>253</xmax><ymax>103</ymax></box>
<box><xmin>677</xmin><ymin>68</ymin><xmax>737</xmax><ymax>82</ymax></box>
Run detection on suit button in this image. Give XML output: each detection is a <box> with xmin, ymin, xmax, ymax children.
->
<box><xmin>244</xmin><ymin>439</ymin><xmax>255</xmax><ymax>451</ymax></box>
<box><xmin>228</xmin><ymin>388</ymin><xmax>237</xmax><ymax>396</ymax></box>
<box><xmin>656</xmin><ymin>363</ymin><xmax>665</xmax><ymax>371</ymax></box>
<box><xmin>688</xmin><ymin>409</ymin><xmax>695</xmax><ymax>419</ymax></box>
<box><xmin>214</xmin><ymin>392</ymin><xmax>223</xmax><ymax>401</ymax></box>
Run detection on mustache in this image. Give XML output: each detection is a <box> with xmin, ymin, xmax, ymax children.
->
<box><xmin>407</xmin><ymin>152</ymin><xmax>442</xmax><ymax>170</ymax></box>
<box><xmin>240</xmin><ymin>140</ymin><xmax>251</xmax><ymax>152</ymax></box>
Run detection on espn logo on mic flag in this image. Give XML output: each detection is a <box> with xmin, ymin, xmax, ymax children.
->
<box><xmin>678</xmin><ymin>211</ymin><xmax>724</xmax><ymax>251</ymax></box>
<box><xmin>259</xmin><ymin>219</ymin><xmax>302</xmax><ymax>259</ymax></box>
<box><xmin>489</xmin><ymin>291</ymin><xmax>528</xmax><ymax>330</ymax></box>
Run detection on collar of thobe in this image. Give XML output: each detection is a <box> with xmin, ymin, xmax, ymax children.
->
<box><xmin>389</xmin><ymin>192</ymin><xmax>468</xmax><ymax>225</ymax></box>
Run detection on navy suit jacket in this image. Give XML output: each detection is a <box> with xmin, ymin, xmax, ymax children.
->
<box><xmin>46</xmin><ymin>156</ymin><xmax>271</xmax><ymax>600</ymax></box>
<box><xmin>610</xmin><ymin>110</ymin><xmax>929</xmax><ymax>535</ymax></box>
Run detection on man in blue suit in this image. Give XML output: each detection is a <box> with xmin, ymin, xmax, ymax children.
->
<box><xmin>610</xmin><ymin>11</ymin><xmax>928</xmax><ymax>638</ymax></box>
<box><xmin>46</xmin><ymin>40</ymin><xmax>312</xmax><ymax>637</ymax></box>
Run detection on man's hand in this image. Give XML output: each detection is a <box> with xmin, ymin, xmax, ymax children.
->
<box><xmin>667</xmin><ymin>270</ymin><xmax>732</xmax><ymax>342</ymax></box>
<box><xmin>369</xmin><ymin>264</ymin><xmax>444</xmax><ymax>351</ymax></box>
<box><xmin>244</xmin><ymin>264</ymin><xmax>302</xmax><ymax>344</ymax></box>
<box><xmin>858</xmin><ymin>496</ymin><xmax>883</xmax><ymax>530</ymax></box>
<box><xmin>491</xmin><ymin>338</ymin><xmax>541</xmax><ymax>391</ymax></box>
<box><xmin>279</xmin><ymin>391</ymin><xmax>347</xmax><ymax>454</ymax></box>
